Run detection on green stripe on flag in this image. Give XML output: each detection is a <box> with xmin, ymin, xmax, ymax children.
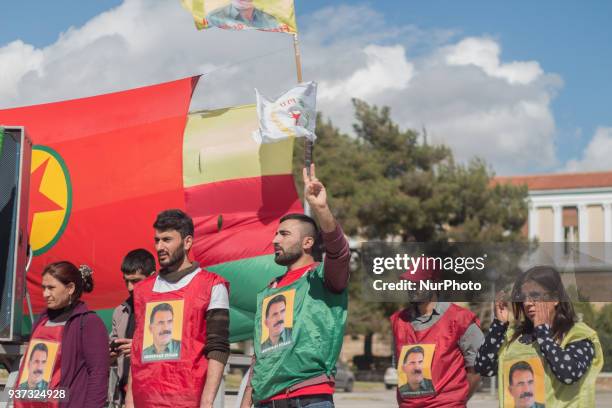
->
<box><xmin>208</xmin><ymin>254</ymin><xmax>286</xmax><ymax>342</ymax></box>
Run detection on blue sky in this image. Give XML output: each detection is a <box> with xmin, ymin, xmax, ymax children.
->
<box><xmin>2</xmin><ymin>0</ymin><xmax>611</xmax><ymax>175</ymax></box>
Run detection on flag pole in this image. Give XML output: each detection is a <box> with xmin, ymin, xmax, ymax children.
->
<box><xmin>293</xmin><ymin>33</ymin><xmax>313</xmax><ymax>216</ymax></box>
<box><xmin>293</xmin><ymin>33</ymin><xmax>303</xmax><ymax>83</ymax></box>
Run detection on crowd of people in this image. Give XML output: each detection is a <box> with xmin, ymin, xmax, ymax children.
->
<box><xmin>12</xmin><ymin>165</ymin><xmax>604</xmax><ymax>408</ymax></box>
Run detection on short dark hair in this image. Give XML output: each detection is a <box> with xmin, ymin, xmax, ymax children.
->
<box><xmin>153</xmin><ymin>209</ymin><xmax>194</xmax><ymax>238</ymax></box>
<box><xmin>403</xmin><ymin>346</ymin><xmax>425</xmax><ymax>364</ymax></box>
<box><xmin>265</xmin><ymin>294</ymin><xmax>287</xmax><ymax>318</ymax></box>
<box><xmin>121</xmin><ymin>249</ymin><xmax>156</xmax><ymax>276</ymax></box>
<box><xmin>29</xmin><ymin>343</ymin><xmax>48</xmax><ymax>361</ymax></box>
<box><xmin>279</xmin><ymin>213</ymin><xmax>322</xmax><ymax>261</ymax></box>
<box><xmin>150</xmin><ymin>302</ymin><xmax>174</xmax><ymax>324</ymax></box>
<box><xmin>509</xmin><ymin>361</ymin><xmax>533</xmax><ymax>385</ymax></box>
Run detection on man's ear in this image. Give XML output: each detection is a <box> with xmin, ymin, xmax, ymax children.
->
<box><xmin>183</xmin><ymin>235</ymin><xmax>193</xmax><ymax>251</ymax></box>
<box><xmin>302</xmin><ymin>236</ymin><xmax>314</xmax><ymax>251</ymax></box>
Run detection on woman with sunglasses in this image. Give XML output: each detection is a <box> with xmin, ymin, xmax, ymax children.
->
<box><xmin>14</xmin><ymin>262</ymin><xmax>109</xmax><ymax>407</ymax></box>
<box><xmin>475</xmin><ymin>265</ymin><xmax>603</xmax><ymax>407</ymax></box>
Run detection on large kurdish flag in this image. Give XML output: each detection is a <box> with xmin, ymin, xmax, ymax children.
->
<box><xmin>183</xmin><ymin>106</ymin><xmax>302</xmax><ymax>340</ymax></box>
<box><xmin>0</xmin><ymin>78</ymin><xmax>301</xmax><ymax>341</ymax></box>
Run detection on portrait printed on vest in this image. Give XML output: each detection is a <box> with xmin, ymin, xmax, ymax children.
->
<box><xmin>260</xmin><ymin>289</ymin><xmax>295</xmax><ymax>354</ymax></box>
<box><xmin>18</xmin><ymin>340</ymin><xmax>59</xmax><ymax>391</ymax></box>
<box><xmin>502</xmin><ymin>357</ymin><xmax>546</xmax><ymax>408</ymax></box>
<box><xmin>142</xmin><ymin>299</ymin><xmax>184</xmax><ymax>362</ymax></box>
<box><xmin>397</xmin><ymin>344</ymin><xmax>436</xmax><ymax>398</ymax></box>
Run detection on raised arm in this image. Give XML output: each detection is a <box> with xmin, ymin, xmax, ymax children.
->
<box><xmin>475</xmin><ymin>292</ymin><xmax>510</xmax><ymax>377</ymax></box>
<box><xmin>303</xmin><ymin>164</ymin><xmax>350</xmax><ymax>292</ymax></box>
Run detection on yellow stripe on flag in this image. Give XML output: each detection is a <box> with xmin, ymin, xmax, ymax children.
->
<box><xmin>183</xmin><ymin>105</ymin><xmax>294</xmax><ymax>187</ymax></box>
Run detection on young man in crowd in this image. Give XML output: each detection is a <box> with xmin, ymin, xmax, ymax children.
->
<box><xmin>126</xmin><ymin>210</ymin><xmax>229</xmax><ymax>408</ymax></box>
<box><xmin>391</xmin><ymin>263</ymin><xmax>484</xmax><ymax>407</ymax></box>
<box><xmin>108</xmin><ymin>249</ymin><xmax>156</xmax><ymax>407</ymax></box>
<box><xmin>241</xmin><ymin>165</ymin><xmax>351</xmax><ymax>408</ymax></box>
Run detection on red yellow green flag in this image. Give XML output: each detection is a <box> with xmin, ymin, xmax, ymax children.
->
<box><xmin>0</xmin><ymin>78</ymin><xmax>301</xmax><ymax>341</ymax></box>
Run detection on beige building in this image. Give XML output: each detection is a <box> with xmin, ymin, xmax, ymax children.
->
<box><xmin>496</xmin><ymin>171</ymin><xmax>612</xmax><ymax>302</ymax></box>
<box><xmin>496</xmin><ymin>171</ymin><xmax>612</xmax><ymax>243</ymax></box>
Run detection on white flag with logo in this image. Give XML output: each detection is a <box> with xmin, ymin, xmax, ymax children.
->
<box><xmin>253</xmin><ymin>81</ymin><xmax>317</xmax><ymax>144</ymax></box>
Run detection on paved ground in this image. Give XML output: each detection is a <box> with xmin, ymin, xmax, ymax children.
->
<box><xmin>226</xmin><ymin>389</ymin><xmax>612</xmax><ymax>407</ymax></box>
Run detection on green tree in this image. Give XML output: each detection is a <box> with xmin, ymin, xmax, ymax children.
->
<box><xmin>295</xmin><ymin>100</ymin><xmax>527</xmax><ymax>243</ymax></box>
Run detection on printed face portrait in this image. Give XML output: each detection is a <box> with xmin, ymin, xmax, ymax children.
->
<box><xmin>260</xmin><ymin>289</ymin><xmax>295</xmax><ymax>353</ymax></box>
<box><xmin>18</xmin><ymin>340</ymin><xmax>59</xmax><ymax>391</ymax></box>
<box><xmin>402</xmin><ymin>347</ymin><xmax>425</xmax><ymax>389</ymax></box>
<box><xmin>503</xmin><ymin>358</ymin><xmax>545</xmax><ymax>408</ymax></box>
<box><xmin>142</xmin><ymin>299</ymin><xmax>184</xmax><ymax>362</ymax></box>
<box><xmin>508</xmin><ymin>363</ymin><xmax>535</xmax><ymax>408</ymax></box>
<box><xmin>149</xmin><ymin>303</ymin><xmax>174</xmax><ymax>351</ymax></box>
<box><xmin>397</xmin><ymin>344</ymin><xmax>436</xmax><ymax>398</ymax></box>
<box><xmin>265</xmin><ymin>295</ymin><xmax>286</xmax><ymax>344</ymax></box>
<box><xmin>27</xmin><ymin>346</ymin><xmax>48</xmax><ymax>386</ymax></box>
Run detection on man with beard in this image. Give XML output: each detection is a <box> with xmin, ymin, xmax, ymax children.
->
<box><xmin>108</xmin><ymin>248</ymin><xmax>155</xmax><ymax>407</ymax></box>
<box><xmin>261</xmin><ymin>294</ymin><xmax>292</xmax><ymax>352</ymax></box>
<box><xmin>508</xmin><ymin>362</ymin><xmax>544</xmax><ymax>408</ymax></box>
<box><xmin>126</xmin><ymin>209</ymin><xmax>229</xmax><ymax>408</ymax></box>
<box><xmin>398</xmin><ymin>346</ymin><xmax>434</xmax><ymax>396</ymax></box>
<box><xmin>19</xmin><ymin>343</ymin><xmax>49</xmax><ymax>391</ymax></box>
<box><xmin>206</xmin><ymin>0</ymin><xmax>280</xmax><ymax>30</ymax></box>
<box><xmin>390</xmin><ymin>261</ymin><xmax>484</xmax><ymax>407</ymax></box>
<box><xmin>241</xmin><ymin>164</ymin><xmax>350</xmax><ymax>408</ymax></box>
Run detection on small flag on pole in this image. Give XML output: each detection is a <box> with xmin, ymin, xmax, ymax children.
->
<box><xmin>253</xmin><ymin>81</ymin><xmax>317</xmax><ymax>144</ymax></box>
<box><xmin>181</xmin><ymin>0</ymin><xmax>297</xmax><ymax>33</ymax></box>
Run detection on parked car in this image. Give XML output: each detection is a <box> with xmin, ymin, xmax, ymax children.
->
<box><xmin>335</xmin><ymin>361</ymin><xmax>355</xmax><ymax>392</ymax></box>
<box><xmin>383</xmin><ymin>367</ymin><xmax>397</xmax><ymax>390</ymax></box>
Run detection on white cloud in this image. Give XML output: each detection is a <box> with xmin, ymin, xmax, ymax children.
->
<box><xmin>318</xmin><ymin>45</ymin><xmax>414</xmax><ymax>101</ymax></box>
<box><xmin>0</xmin><ymin>0</ymin><xmax>296</xmax><ymax>109</ymax></box>
<box><xmin>445</xmin><ymin>37</ymin><xmax>543</xmax><ymax>85</ymax></box>
<box><xmin>565</xmin><ymin>127</ymin><xmax>612</xmax><ymax>172</ymax></box>
<box><xmin>0</xmin><ymin>40</ymin><xmax>43</xmax><ymax>101</ymax></box>
<box><xmin>308</xmin><ymin>32</ymin><xmax>561</xmax><ymax>174</ymax></box>
<box><xmin>0</xmin><ymin>1</ymin><xmax>565</xmax><ymax>174</ymax></box>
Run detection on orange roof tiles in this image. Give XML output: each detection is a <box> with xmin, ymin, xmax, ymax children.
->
<box><xmin>493</xmin><ymin>171</ymin><xmax>612</xmax><ymax>191</ymax></box>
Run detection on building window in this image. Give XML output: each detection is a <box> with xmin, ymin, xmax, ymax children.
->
<box><xmin>563</xmin><ymin>206</ymin><xmax>579</xmax><ymax>254</ymax></box>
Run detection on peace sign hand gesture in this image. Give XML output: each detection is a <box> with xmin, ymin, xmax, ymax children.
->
<box><xmin>303</xmin><ymin>163</ymin><xmax>328</xmax><ymax>210</ymax></box>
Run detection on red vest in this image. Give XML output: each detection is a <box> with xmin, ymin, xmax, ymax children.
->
<box><xmin>390</xmin><ymin>304</ymin><xmax>478</xmax><ymax>408</ymax></box>
<box><xmin>16</xmin><ymin>318</ymin><xmax>63</xmax><ymax>408</ymax></box>
<box><xmin>131</xmin><ymin>269</ymin><xmax>228</xmax><ymax>407</ymax></box>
